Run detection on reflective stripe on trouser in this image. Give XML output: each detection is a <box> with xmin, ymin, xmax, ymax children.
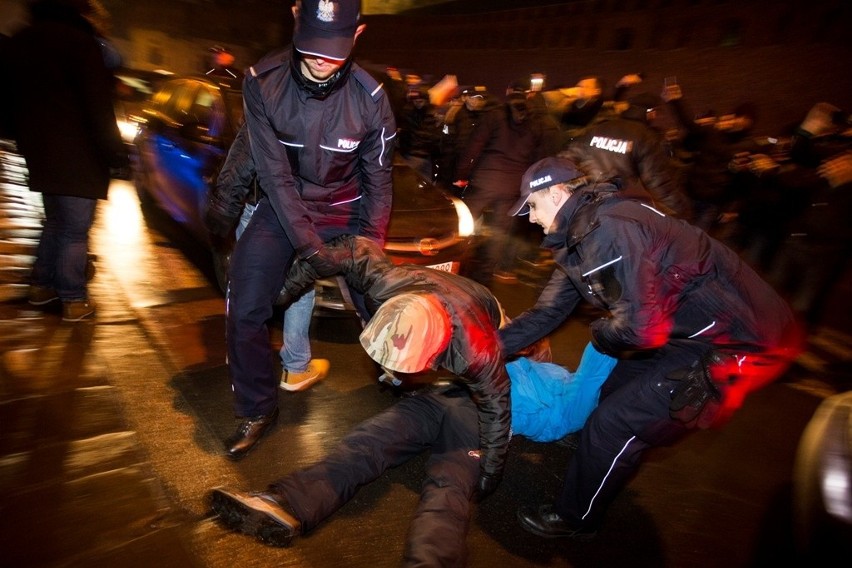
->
<box><xmin>555</xmin><ymin>342</ymin><xmax>705</xmax><ymax>529</ymax></box>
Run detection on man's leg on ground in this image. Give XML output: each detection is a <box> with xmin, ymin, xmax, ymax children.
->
<box><xmin>404</xmin><ymin>390</ymin><xmax>480</xmax><ymax>566</ymax></box>
<box><xmin>268</xmin><ymin>391</ymin><xmax>446</xmax><ymax>533</ymax></box>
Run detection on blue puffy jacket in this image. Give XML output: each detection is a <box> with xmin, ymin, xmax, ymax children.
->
<box><xmin>509</xmin><ymin>343</ymin><xmax>617</xmax><ymax>442</ymax></box>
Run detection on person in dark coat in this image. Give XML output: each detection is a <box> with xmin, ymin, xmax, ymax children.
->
<box><xmin>397</xmin><ymin>85</ymin><xmax>442</xmax><ymax>181</ymax></box>
<box><xmin>204</xmin><ymin>123</ymin><xmax>330</xmax><ymax>393</ymax></box>
<box><xmin>763</xmin><ymin>102</ymin><xmax>852</xmax><ymax>329</ymax></box>
<box><xmin>2</xmin><ymin>0</ymin><xmax>128</xmax><ymax>322</ymax></box>
<box><xmin>436</xmin><ymin>85</ymin><xmax>494</xmax><ymax>187</ymax></box>
<box><xmin>285</xmin><ymin>234</ymin><xmax>513</xmax><ymax>490</ymax></box>
<box><xmin>500</xmin><ymin>156</ymin><xmax>801</xmax><ymax>539</ymax></box>
<box><xmin>453</xmin><ymin>81</ymin><xmax>561</xmax><ymax>286</ymax></box>
<box><xmin>210</xmin><ymin>234</ymin><xmax>509</xmax><ymax>562</ymax></box>
<box><xmin>662</xmin><ymin>84</ymin><xmax>759</xmax><ymax>234</ymax></box>
<box><xmin>209</xmin><ymin>347</ymin><xmax>615</xmax><ymax>563</ymax></box>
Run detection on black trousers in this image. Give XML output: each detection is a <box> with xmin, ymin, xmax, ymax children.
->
<box><xmin>227</xmin><ymin>198</ymin><xmax>363</xmax><ymax>417</ymax></box>
<box><xmin>268</xmin><ymin>386</ymin><xmax>480</xmax><ymax>567</ymax></box>
<box><xmin>555</xmin><ymin>341</ymin><xmax>710</xmax><ymax>529</ymax></box>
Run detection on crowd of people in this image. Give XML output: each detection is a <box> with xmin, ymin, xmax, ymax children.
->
<box><xmin>392</xmin><ymin>64</ymin><xmax>852</xmax><ymax>332</ymax></box>
<box><xmin>3</xmin><ymin>0</ymin><xmax>851</xmax><ymax>566</ymax></box>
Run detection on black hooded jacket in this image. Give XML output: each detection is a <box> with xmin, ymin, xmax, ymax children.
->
<box><xmin>562</xmin><ymin>110</ymin><xmax>692</xmax><ymax>218</ymax></box>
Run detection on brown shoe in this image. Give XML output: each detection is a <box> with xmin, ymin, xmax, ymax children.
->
<box><xmin>27</xmin><ymin>285</ymin><xmax>58</xmax><ymax>306</ymax></box>
<box><xmin>210</xmin><ymin>487</ymin><xmax>300</xmax><ymax>547</ymax></box>
<box><xmin>280</xmin><ymin>359</ymin><xmax>330</xmax><ymax>392</ymax></box>
<box><xmin>62</xmin><ymin>300</ymin><xmax>95</xmax><ymax>322</ymax></box>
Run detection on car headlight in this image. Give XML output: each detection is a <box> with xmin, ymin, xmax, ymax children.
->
<box><xmin>449</xmin><ymin>196</ymin><xmax>475</xmax><ymax>237</ymax></box>
<box><xmin>117</xmin><ymin>118</ymin><xmax>140</xmax><ymax>144</ymax></box>
<box><xmin>795</xmin><ymin>393</ymin><xmax>852</xmax><ymax>525</ymax></box>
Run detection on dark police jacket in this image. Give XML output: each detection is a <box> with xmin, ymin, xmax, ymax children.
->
<box><xmin>563</xmin><ymin>112</ymin><xmax>692</xmax><ymax>218</ymax></box>
<box><xmin>499</xmin><ymin>186</ymin><xmax>794</xmax><ymax>359</ymax></box>
<box><xmin>454</xmin><ymin>103</ymin><xmax>556</xmax><ymax>187</ymax></box>
<box><xmin>285</xmin><ymin>235</ymin><xmax>511</xmax><ymax>482</ymax></box>
<box><xmin>243</xmin><ymin>47</ymin><xmax>397</xmax><ymax>258</ymax></box>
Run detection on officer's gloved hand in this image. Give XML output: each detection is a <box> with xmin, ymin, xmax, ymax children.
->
<box><xmin>305</xmin><ymin>247</ymin><xmax>342</xmax><ymax>278</ymax></box>
<box><xmin>276</xmin><ymin>280</ymin><xmax>311</xmax><ymax>307</ymax></box>
<box><xmin>474</xmin><ymin>472</ymin><xmax>502</xmax><ymax>503</ymax></box>
<box><xmin>204</xmin><ymin>208</ymin><xmax>236</xmax><ymax>239</ymax></box>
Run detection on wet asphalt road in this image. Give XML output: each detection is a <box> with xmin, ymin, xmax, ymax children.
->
<box><xmin>2</xmin><ymin>151</ymin><xmax>850</xmax><ymax>567</ymax></box>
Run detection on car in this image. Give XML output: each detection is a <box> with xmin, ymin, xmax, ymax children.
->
<box><xmin>131</xmin><ymin>75</ymin><xmax>474</xmax><ymax>311</ymax></box>
<box><xmin>113</xmin><ymin>67</ymin><xmax>174</xmax><ymax>146</ymax></box>
<box><xmin>792</xmin><ymin>389</ymin><xmax>852</xmax><ymax>562</ymax></box>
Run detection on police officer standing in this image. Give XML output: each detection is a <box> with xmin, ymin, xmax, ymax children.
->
<box><xmin>223</xmin><ymin>0</ymin><xmax>396</xmax><ymax>460</ymax></box>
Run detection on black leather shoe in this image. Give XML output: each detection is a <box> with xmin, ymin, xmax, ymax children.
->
<box><xmin>225</xmin><ymin>407</ymin><xmax>279</xmax><ymax>460</ymax></box>
<box><xmin>516</xmin><ymin>504</ymin><xmax>597</xmax><ymax>540</ymax></box>
<box><xmin>210</xmin><ymin>487</ymin><xmax>300</xmax><ymax>547</ymax></box>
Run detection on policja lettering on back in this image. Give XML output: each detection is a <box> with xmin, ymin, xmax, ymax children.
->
<box><xmin>588</xmin><ymin>136</ymin><xmax>633</xmax><ymax>154</ymax></box>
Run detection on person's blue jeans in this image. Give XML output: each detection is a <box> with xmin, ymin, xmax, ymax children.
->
<box><xmin>236</xmin><ymin>202</ymin><xmax>314</xmax><ymax>373</ymax></box>
<box><xmin>228</xmin><ymin>197</ymin><xmax>361</xmax><ymax>417</ymax></box>
<box><xmin>31</xmin><ymin>193</ymin><xmax>97</xmax><ymax>301</ymax></box>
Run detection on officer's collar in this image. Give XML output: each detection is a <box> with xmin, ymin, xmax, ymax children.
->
<box><xmin>542</xmin><ymin>184</ymin><xmax>618</xmax><ymax>250</ymax></box>
<box><xmin>542</xmin><ymin>192</ymin><xmax>589</xmax><ymax>250</ymax></box>
<box><xmin>290</xmin><ymin>48</ymin><xmax>352</xmax><ymax>99</ymax></box>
